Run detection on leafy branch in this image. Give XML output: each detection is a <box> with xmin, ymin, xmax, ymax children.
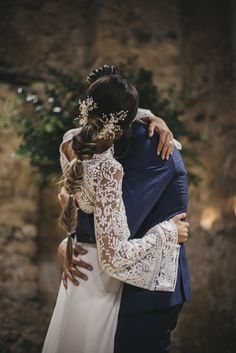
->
<box><xmin>6</xmin><ymin>66</ymin><xmax>201</xmax><ymax>185</ymax></box>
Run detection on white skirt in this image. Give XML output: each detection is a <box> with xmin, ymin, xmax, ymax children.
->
<box><xmin>42</xmin><ymin>244</ymin><xmax>123</xmax><ymax>353</ymax></box>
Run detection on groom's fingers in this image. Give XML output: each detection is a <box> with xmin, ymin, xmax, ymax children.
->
<box><xmin>161</xmin><ymin>134</ymin><xmax>173</xmax><ymax>160</ymax></box>
<box><xmin>165</xmin><ymin>139</ymin><xmax>174</xmax><ymax>159</ymax></box>
<box><xmin>148</xmin><ymin>122</ymin><xmax>155</xmax><ymax>137</ymax></box>
<box><xmin>157</xmin><ymin>130</ymin><xmax>173</xmax><ymax>159</ymax></box>
<box><xmin>147</xmin><ymin>121</ymin><xmax>167</xmax><ymax>152</ymax></box>
<box><xmin>147</xmin><ymin>122</ymin><xmax>174</xmax><ymax>160</ymax></box>
<box><xmin>173</xmin><ymin>213</ymin><xmax>187</xmax><ymax>221</ymax></box>
<box><xmin>157</xmin><ymin>131</ymin><xmax>167</xmax><ymax>156</ymax></box>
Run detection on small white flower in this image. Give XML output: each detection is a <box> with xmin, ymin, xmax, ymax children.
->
<box><xmin>52</xmin><ymin>106</ymin><xmax>62</xmax><ymax>113</ymax></box>
<box><xmin>26</xmin><ymin>94</ymin><xmax>34</xmax><ymax>102</ymax></box>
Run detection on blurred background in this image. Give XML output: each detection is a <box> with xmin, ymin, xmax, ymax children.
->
<box><xmin>0</xmin><ymin>0</ymin><xmax>235</xmax><ymax>352</ymax></box>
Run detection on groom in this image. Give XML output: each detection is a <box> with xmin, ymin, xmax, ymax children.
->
<box><xmin>58</xmin><ymin>110</ymin><xmax>191</xmax><ymax>353</ymax></box>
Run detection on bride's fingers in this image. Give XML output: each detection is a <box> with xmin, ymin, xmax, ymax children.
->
<box><xmin>72</xmin><ymin>256</ymin><xmax>93</xmax><ymax>271</ymax></box>
<box><xmin>66</xmin><ymin>270</ymin><xmax>79</xmax><ymax>286</ymax></box>
<box><xmin>73</xmin><ymin>243</ymin><xmax>88</xmax><ymax>255</ymax></box>
<box><xmin>62</xmin><ymin>272</ymin><xmax>68</xmax><ymax>289</ymax></box>
<box><xmin>78</xmin><ymin>259</ymin><xmax>93</xmax><ymax>271</ymax></box>
<box><xmin>70</xmin><ymin>266</ymin><xmax>88</xmax><ymax>281</ymax></box>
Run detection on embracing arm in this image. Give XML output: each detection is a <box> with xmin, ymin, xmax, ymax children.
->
<box><xmin>94</xmin><ymin>160</ymin><xmax>185</xmax><ymax>291</ymax></box>
<box><xmin>59</xmin><ymin>108</ymin><xmax>174</xmax><ymax>172</ymax></box>
<box><xmin>58</xmin><ymin>115</ymin><xmax>180</xmax><ymax>287</ymax></box>
<box><xmin>136</xmin><ymin>108</ymin><xmax>174</xmax><ymax>159</ymax></box>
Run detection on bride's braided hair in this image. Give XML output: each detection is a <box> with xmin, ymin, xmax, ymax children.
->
<box><xmin>60</xmin><ymin>65</ymin><xmax>139</xmax><ymax>268</ymax></box>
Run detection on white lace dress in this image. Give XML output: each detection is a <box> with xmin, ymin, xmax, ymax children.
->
<box><xmin>42</xmin><ymin>112</ymin><xmax>180</xmax><ymax>353</ymax></box>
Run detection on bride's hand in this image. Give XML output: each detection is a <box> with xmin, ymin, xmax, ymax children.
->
<box><xmin>171</xmin><ymin>213</ymin><xmax>189</xmax><ymax>244</ymax></box>
<box><xmin>58</xmin><ymin>240</ymin><xmax>93</xmax><ymax>289</ymax></box>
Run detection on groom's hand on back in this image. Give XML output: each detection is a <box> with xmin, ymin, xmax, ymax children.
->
<box><xmin>147</xmin><ymin>116</ymin><xmax>174</xmax><ymax>159</ymax></box>
<box><xmin>58</xmin><ymin>239</ymin><xmax>93</xmax><ymax>289</ymax></box>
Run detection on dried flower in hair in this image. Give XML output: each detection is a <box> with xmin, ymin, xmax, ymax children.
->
<box><xmin>75</xmin><ymin>97</ymin><xmax>97</xmax><ymax>127</ymax></box>
<box><xmin>97</xmin><ymin>111</ymin><xmax>128</xmax><ymax>140</ymax></box>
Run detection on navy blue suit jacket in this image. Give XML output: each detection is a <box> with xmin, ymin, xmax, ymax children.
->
<box><xmin>76</xmin><ymin>121</ymin><xmax>191</xmax><ymax>315</ymax></box>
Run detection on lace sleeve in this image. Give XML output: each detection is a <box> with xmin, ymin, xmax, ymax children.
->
<box><xmin>94</xmin><ymin>159</ymin><xmax>180</xmax><ymax>291</ymax></box>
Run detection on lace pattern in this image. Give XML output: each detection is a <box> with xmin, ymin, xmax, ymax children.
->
<box><xmin>59</xmin><ymin>109</ymin><xmax>180</xmax><ymax>291</ymax></box>
<box><xmin>86</xmin><ymin>157</ymin><xmax>179</xmax><ymax>291</ymax></box>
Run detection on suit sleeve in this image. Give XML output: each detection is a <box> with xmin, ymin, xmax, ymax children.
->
<box><xmin>121</xmin><ymin>124</ymin><xmax>175</xmax><ymax>237</ymax></box>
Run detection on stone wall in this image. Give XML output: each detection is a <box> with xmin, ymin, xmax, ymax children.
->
<box><xmin>173</xmin><ymin>2</ymin><xmax>236</xmax><ymax>352</ymax></box>
<box><xmin>0</xmin><ymin>0</ymin><xmax>235</xmax><ymax>352</ymax></box>
<box><xmin>0</xmin><ymin>84</ymin><xmax>63</xmax><ymax>352</ymax></box>
<box><xmin>0</xmin><ymin>85</ymin><xmax>40</xmax><ymax>352</ymax></box>
<box><xmin>0</xmin><ymin>0</ymin><xmax>182</xmax><ymax>89</ymax></box>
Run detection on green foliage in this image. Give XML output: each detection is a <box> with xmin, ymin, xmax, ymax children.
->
<box><xmin>12</xmin><ymin>70</ymin><xmax>87</xmax><ymax>184</ymax></box>
<box><xmin>10</xmin><ymin>66</ymin><xmax>200</xmax><ymax>185</ymax></box>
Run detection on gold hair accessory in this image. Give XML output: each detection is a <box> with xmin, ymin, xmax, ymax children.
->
<box><xmin>75</xmin><ymin>97</ymin><xmax>97</xmax><ymax>126</ymax></box>
<box><xmin>75</xmin><ymin>96</ymin><xmax>128</xmax><ymax>140</ymax></box>
<box><xmin>97</xmin><ymin>111</ymin><xmax>128</xmax><ymax>140</ymax></box>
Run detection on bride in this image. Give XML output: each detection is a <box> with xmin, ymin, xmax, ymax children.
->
<box><xmin>42</xmin><ymin>68</ymin><xmax>189</xmax><ymax>353</ymax></box>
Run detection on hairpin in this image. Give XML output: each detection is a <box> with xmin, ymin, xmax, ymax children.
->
<box><xmin>97</xmin><ymin>111</ymin><xmax>128</xmax><ymax>140</ymax></box>
<box><xmin>75</xmin><ymin>97</ymin><xmax>97</xmax><ymax>126</ymax></box>
<box><xmin>75</xmin><ymin>96</ymin><xmax>128</xmax><ymax>140</ymax></box>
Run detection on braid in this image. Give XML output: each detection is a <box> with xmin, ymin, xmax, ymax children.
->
<box><xmin>60</xmin><ymin>120</ymin><xmax>105</xmax><ymax>234</ymax></box>
<box><xmin>60</xmin><ymin>119</ymin><xmax>101</xmax><ymax>233</ymax></box>
<box><xmin>72</xmin><ymin>120</ymin><xmax>101</xmax><ymax>160</ymax></box>
<box><xmin>86</xmin><ymin>64</ymin><xmax>121</xmax><ymax>84</ymax></box>
<box><xmin>64</xmin><ymin>160</ymin><xmax>83</xmax><ymax>196</ymax></box>
<box><xmin>59</xmin><ymin>194</ymin><xmax>76</xmax><ymax>269</ymax></box>
<box><xmin>59</xmin><ymin>162</ymin><xmax>82</xmax><ymax>269</ymax></box>
<box><xmin>59</xmin><ymin>120</ymin><xmax>105</xmax><ymax>269</ymax></box>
